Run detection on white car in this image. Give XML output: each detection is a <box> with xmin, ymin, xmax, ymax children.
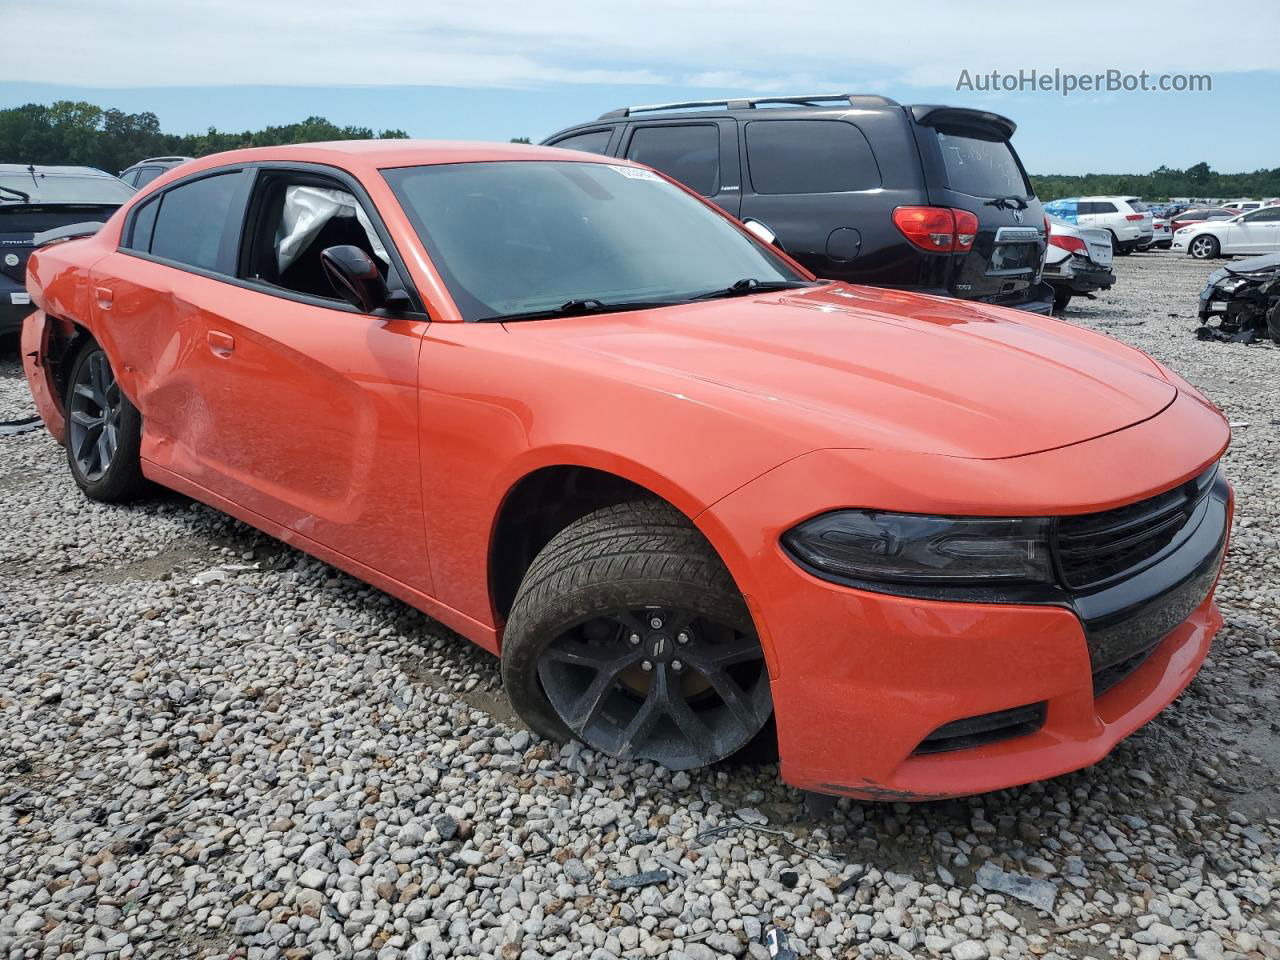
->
<box><xmin>1143</xmin><ymin>216</ymin><xmax>1172</xmax><ymax>250</ymax></box>
<box><xmin>1172</xmin><ymin>205</ymin><xmax>1280</xmax><ymax>259</ymax></box>
<box><xmin>1042</xmin><ymin>217</ymin><xmax>1115</xmax><ymax>310</ymax></box>
<box><xmin>1222</xmin><ymin>200</ymin><xmax>1262</xmax><ymax>212</ymax></box>
<box><xmin>1041</xmin><ymin>196</ymin><xmax>1154</xmax><ymax>254</ymax></box>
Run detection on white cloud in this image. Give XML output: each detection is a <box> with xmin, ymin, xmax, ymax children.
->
<box><xmin>3</xmin><ymin>0</ymin><xmax>1276</xmax><ymax>89</ymax></box>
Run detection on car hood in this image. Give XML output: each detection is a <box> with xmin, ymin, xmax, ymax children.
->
<box><xmin>510</xmin><ymin>283</ymin><xmax>1177</xmax><ymax>460</ymax></box>
<box><xmin>1214</xmin><ymin>252</ymin><xmax>1280</xmax><ymax>281</ymax></box>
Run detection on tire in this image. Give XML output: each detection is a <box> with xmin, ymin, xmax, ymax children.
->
<box><xmin>501</xmin><ymin>499</ymin><xmax>773</xmax><ymax>771</ymax></box>
<box><xmin>1052</xmin><ymin>288</ymin><xmax>1073</xmax><ymax>312</ymax></box>
<box><xmin>63</xmin><ymin>340</ymin><xmax>148</xmax><ymax>502</ymax></box>
<box><xmin>1189</xmin><ymin>235</ymin><xmax>1220</xmax><ymax>260</ymax></box>
<box><xmin>1109</xmin><ymin>231</ymin><xmax>1131</xmax><ymax>256</ymax></box>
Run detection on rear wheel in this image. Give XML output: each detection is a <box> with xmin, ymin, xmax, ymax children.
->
<box><xmin>1052</xmin><ymin>288</ymin><xmax>1073</xmax><ymax>312</ymax></box>
<box><xmin>501</xmin><ymin>500</ymin><xmax>773</xmax><ymax>770</ymax></box>
<box><xmin>1109</xmin><ymin>231</ymin><xmax>1131</xmax><ymax>256</ymax></box>
<box><xmin>1189</xmin><ymin>235</ymin><xmax>1220</xmax><ymax>260</ymax></box>
<box><xmin>64</xmin><ymin>341</ymin><xmax>147</xmax><ymax>502</ymax></box>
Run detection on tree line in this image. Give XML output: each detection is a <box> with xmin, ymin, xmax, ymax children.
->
<box><xmin>0</xmin><ymin>101</ymin><xmax>409</xmax><ymax>175</ymax></box>
<box><xmin>1031</xmin><ymin>163</ymin><xmax>1280</xmax><ymax>202</ymax></box>
<box><xmin>3</xmin><ymin>101</ymin><xmax>1277</xmax><ymax>201</ymax></box>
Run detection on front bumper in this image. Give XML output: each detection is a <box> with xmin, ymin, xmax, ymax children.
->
<box><xmin>700</xmin><ymin>392</ymin><xmax>1231</xmax><ymax>800</ymax></box>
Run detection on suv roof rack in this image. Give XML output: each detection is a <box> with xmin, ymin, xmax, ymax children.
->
<box><xmin>597</xmin><ymin>93</ymin><xmax>900</xmax><ymax>120</ymax></box>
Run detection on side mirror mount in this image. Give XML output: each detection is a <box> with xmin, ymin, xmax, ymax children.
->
<box><xmin>742</xmin><ymin>218</ymin><xmax>782</xmax><ymax>249</ymax></box>
<box><xmin>320</xmin><ymin>244</ymin><xmax>390</xmax><ymax>313</ymax></box>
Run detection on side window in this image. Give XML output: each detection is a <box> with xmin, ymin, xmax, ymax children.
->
<box><xmin>551</xmin><ymin>129</ymin><xmax>613</xmax><ymax>155</ymax></box>
<box><xmin>1246</xmin><ymin>207</ymin><xmax>1280</xmax><ymax>222</ymax></box>
<box><xmin>125</xmin><ymin>195</ymin><xmax>161</xmax><ymax>252</ymax></box>
<box><xmin>745</xmin><ymin>120</ymin><xmax>880</xmax><ymax>195</ymax></box>
<box><xmin>120</xmin><ymin>170</ymin><xmax>139</xmax><ymax>187</ymax></box>
<box><xmin>240</xmin><ymin>172</ymin><xmax>396</xmax><ymax>305</ymax></box>
<box><xmin>1077</xmin><ymin>202</ymin><xmax>1094</xmax><ymax>215</ymax></box>
<box><xmin>149</xmin><ymin>172</ymin><xmax>243</xmax><ymax>271</ymax></box>
<box><xmin>1094</xmin><ymin>201</ymin><xmax>1118</xmax><ymax>214</ymax></box>
<box><xmin>134</xmin><ymin>166</ymin><xmax>164</xmax><ymax>188</ymax></box>
<box><xmin>625</xmin><ymin>124</ymin><xmax>720</xmax><ymax>196</ymax></box>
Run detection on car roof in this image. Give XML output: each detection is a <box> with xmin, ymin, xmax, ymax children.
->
<box><xmin>0</xmin><ymin>163</ymin><xmax>118</xmax><ymax>179</ymax></box>
<box><xmin>171</xmin><ymin>140</ymin><xmax>619</xmax><ymax>178</ymax></box>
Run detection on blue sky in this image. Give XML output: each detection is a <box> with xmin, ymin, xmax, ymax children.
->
<box><xmin>2</xmin><ymin>0</ymin><xmax>1277</xmax><ymax>175</ymax></box>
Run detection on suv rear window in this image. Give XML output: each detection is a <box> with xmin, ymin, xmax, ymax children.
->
<box><xmin>934</xmin><ymin>127</ymin><xmax>1029</xmax><ymax>199</ymax></box>
<box><xmin>625</xmin><ymin>125</ymin><xmax>720</xmax><ymax>196</ymax></box>
<box><xmin>552</xmin><ymin>130</ymin><xmax>613</xmax><ymax>155</ymax></box>
<box><xmin>745</xmin><ymin>120</ymin><xmax>879</xmax><ymax>195</ymax></box>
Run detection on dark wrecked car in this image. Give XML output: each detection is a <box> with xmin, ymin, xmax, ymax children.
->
<box><xmin>1</xmin><ymin>165</ymin><xmax>135</xmax><ymax>336</ymax></box>
<box><xmin>1197</xmin><ymin>253</ymin><xmax>1280</xmax><ymax>344</ymax></box>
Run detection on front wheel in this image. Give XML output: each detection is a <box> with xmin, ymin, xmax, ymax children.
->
<box><xmin>64</xmin><ymin>340</ymin><xmax>148</xmax><ymax>502</ymax></box>
<box><xmin>1189</xmin><ymin>235</ymin><xmax>1220</xmax><ymax>260</ymax></box>
<box><xmin>501</xmin><ymin>500</ymin><xmax>773</xmax><ymax>771</ymax></box>
<box><xmin>1052</xmin><ymin>288</ymin><xmax>1073</xmax><ymax>312</ymax></box>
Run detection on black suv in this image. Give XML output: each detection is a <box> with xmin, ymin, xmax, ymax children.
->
<box><xmin>544</xmin><ymin>94</ymin><xmax>1052</xmax><ymax>313</ymax></box>
<box><xmin>1</xmin><ymin>165</ymin><xmax>135</xmax><ymax>335</ymax></box>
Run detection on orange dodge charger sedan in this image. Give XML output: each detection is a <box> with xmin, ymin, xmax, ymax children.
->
<box><xmin>22</xmin><ymin>141</ymin><xmax>1231</xmax><ymax>801</ymax></box>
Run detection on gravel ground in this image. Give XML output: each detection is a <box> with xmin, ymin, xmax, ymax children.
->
<box><xmin>0</xmin><ymin>251</ymin><xmax>1277</xmax><ymax>960</ymax></box>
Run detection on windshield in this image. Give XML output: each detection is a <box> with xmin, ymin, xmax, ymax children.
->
<box><xmin>934</xmin><ymin>127</ymin><xmax>1031</xmax><ymax>199</ymax></box>
<box><xmin>383</xmin><ymin>160</ymin><xmax>804</xmax><ymax>322</ymax></box>
<box><xmin>0</xmin><ymin>170</ymin><xmax>134</xmax><ymax>205</ymax></box>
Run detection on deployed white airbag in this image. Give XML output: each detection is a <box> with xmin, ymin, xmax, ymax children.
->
<box><xmin>276</xmin><ymin>185</ymin><xmax>388</xmax><ymax>272</ymax></box>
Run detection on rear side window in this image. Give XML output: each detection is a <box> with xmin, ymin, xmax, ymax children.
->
<box><xmin>127</xmin><ymin>196</ymin><xmax>160</xmax><ymax>251</ymax></box>
<box><xmin>134</xmin><ymin>166</ymin><xmax>165</xmax><ymax>188</ymax></box>
<box><xmin>625</xmin><ymin>124</ymin><xmax>720</xmax><ymax>196</ymax></box>
<box><xmin>552</xmin><ymin>130</ymin><xmax>613</xmax><ymax>155</ymax></box>
<box><xmin>745</xmin><ymin>120</ymin><xmax>880</xmax><ymax>195</ymax></box>
<box><xmin>1094</xmin><ymin>202</ymin><xmax>1117</xmax><ymax>213</ymax></box>
<box><xmin>148</xmin><ymin>172</ymin><xmax>242</xmax><ymax>271</ymax></box>
<box><xmin>934</xmin><ymin>127</ymin><xmax>1029</xmax><ymax>199</ymax></box>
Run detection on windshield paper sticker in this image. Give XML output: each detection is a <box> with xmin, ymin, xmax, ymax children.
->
<box><xmin>608</xmin><ymin>165</ymin><xmax>662</xmax><ymax>182</ymax></box>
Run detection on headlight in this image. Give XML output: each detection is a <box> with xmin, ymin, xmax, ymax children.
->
<box><xmin>783</xmin><ymin>511</ymin><xmax>1054</xmax><ymax>587</ymax></box>
<box><xmin>1217</xmin><ymin>277</ymin><xmax>1251</xmax><ymax>293</ymax></box>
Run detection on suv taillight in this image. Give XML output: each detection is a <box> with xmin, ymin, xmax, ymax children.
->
<box><xmin>1049</xmin><ymin>234</ymin><xmax>1088</xmax><ymax>256</ymax></box>
<box><xmin>1125</xmin><ymin>214</ymin><xmax>1145</xmax><ymax>221</ymax></box>
<box><xmin>892</xmin><ymin>206</ymin><xmax>979</xmax><ymax>253</ymax></box>
<box><xmin>953</xmin><ymin>210</ymin><xmax>978</xmax><ymax>252</ymax></box>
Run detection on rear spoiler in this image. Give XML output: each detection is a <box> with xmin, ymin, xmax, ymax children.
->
<box><xmin>32</xmin><ymin>221</ymin><xmax>105</xmax><ymax>248</ymax></box>
<box><xmin>910</xmin><ymin>105</ymin><xmax>1016</xmax><ymax>140</ymax></box>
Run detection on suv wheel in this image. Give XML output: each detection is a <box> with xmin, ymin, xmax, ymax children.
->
<box><xmin>501</xmin><ymin>500</ymin><xmax>773</xmax><ymax>770</ymax></box>
<box><xmin>1108</xmin><ymin>230</ymin><xmax>1131</xmax><ymax>256</ymax></box>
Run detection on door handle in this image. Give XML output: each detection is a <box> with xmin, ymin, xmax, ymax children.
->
<box><xmin>94</xmin><ymin>286</ymin><xmax>113</xmax><ymax>310</ymax></box>
<box><xmin>207</xmin><ymin>330</ymin><xmax>235</xmax><ymax>358</ymax></box>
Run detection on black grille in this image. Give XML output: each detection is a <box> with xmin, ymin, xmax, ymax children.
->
<box><xmin>913</xmin><ymin>702</ymin><xmax>1047</xmax><ymax>755</ymax></box>
<box><xmin>1055</xmin><ymin>466</ymin><xmax>1217</xmax><ymax>590</ymax></box>
<box><xmin>1092</xmin><ymin>643</ymin><xmax>1158</xmax><ymax>697</ymax></box>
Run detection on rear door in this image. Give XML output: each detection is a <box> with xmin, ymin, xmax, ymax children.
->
<box><xmin>620</xmin><ymin>119</ymin><xmax>741</xmax><ymax>218</ymax></box>
<box><xmin>912</xmin><ymin>110</ymin><xmax>1046</xmax><ymax>304</ymax></box>
<box><xmin>737</xmin><ymin>116</ymin><xmax>900</xmax><ymax>282</ymax></box>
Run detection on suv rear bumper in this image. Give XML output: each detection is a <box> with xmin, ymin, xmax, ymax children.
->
<box><xmin>1</xmin><ymin>276</ymin><xmax>31</xmax><ymax>336</ymax></box>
